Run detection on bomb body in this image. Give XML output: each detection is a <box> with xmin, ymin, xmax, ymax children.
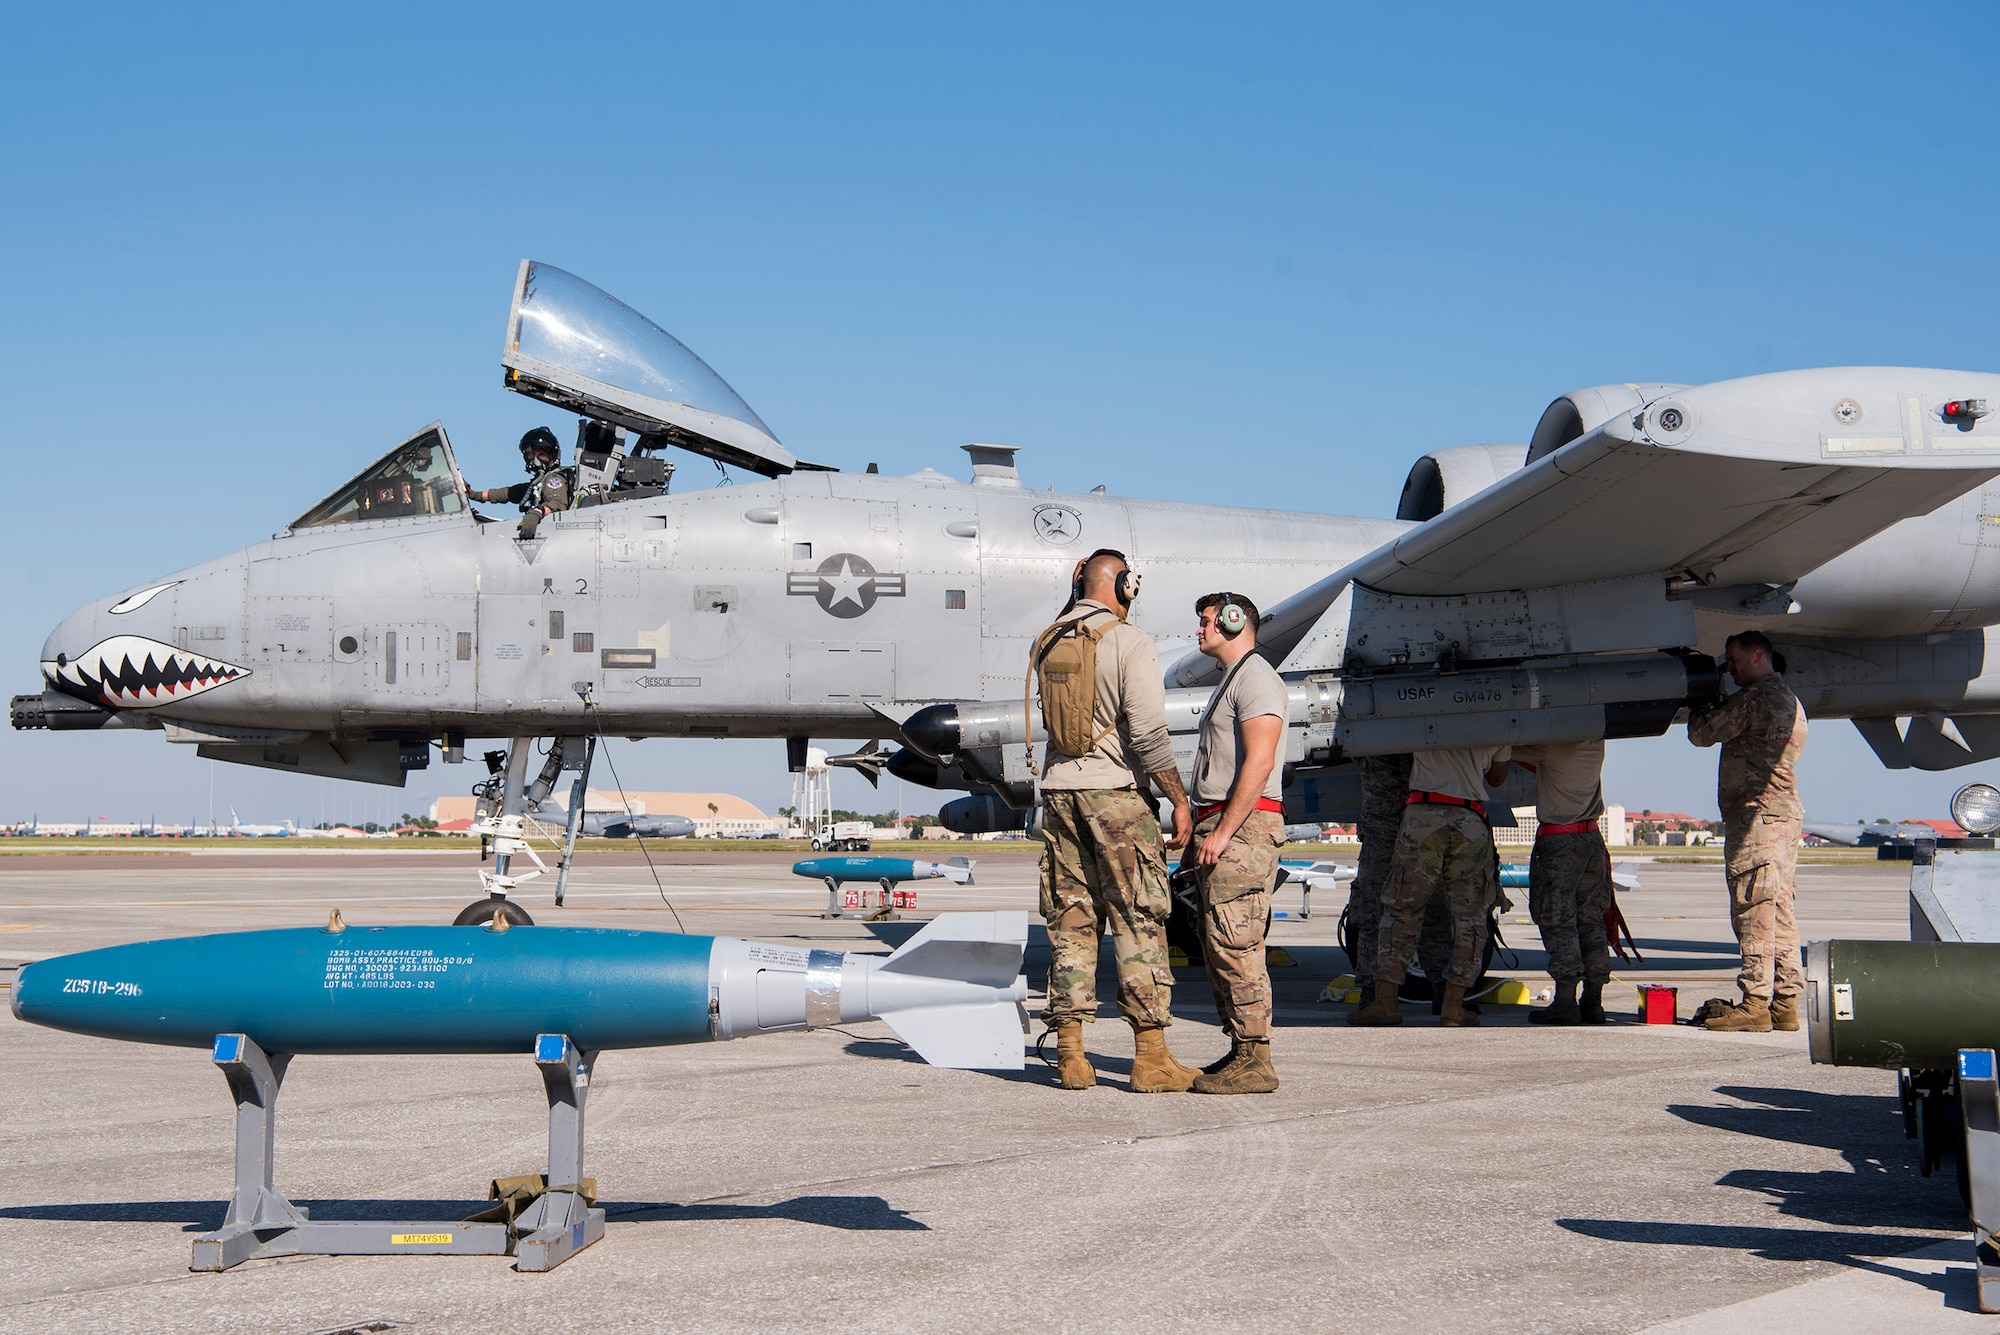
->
<box><xmin>12</xmin><ymin>913</ymin><xmax>1029</xmax><ymax>1068</ymax></box>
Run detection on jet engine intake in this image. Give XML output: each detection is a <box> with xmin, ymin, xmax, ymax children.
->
<box><xmin>1395</xmin><ymin>444</ymin><xmax>1530</xmax><ymax>523</ymax></box>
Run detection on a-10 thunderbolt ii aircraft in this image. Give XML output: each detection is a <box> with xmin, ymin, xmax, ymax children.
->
<box><xmin>18</xmin><ymin>258</ymin><xmax>2000</xmax><ymax>915</ymax></box>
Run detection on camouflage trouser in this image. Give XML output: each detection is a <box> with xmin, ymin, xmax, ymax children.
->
<box><xmin>1189</xmin><ymin>808</ymin><xmax>1285</xmax><ymax>1041</ymax></box>
<box><xmin>1040</xmin><ymin>788</ymin><xmax>1175</xmax><ymax>1027</ymax></box>
<box><xmin>1376</xmin><ymin>803</ymin><xmax>1498</xmax><ymax>988</ymax></box>
<box><xmin>1346</xmin><ymin>755</ymin><xmax>1453</xmax><ymax>982</ymax></box>
<box><xmin>1724</xmin><ymin>808</ymin><xmax>1803</xmax><ymax>1003</ymax></box>
<box><xmin>1529</xmin><ymin>829</ymin><xmax>1613</xmax><ymax>984</ymax></box>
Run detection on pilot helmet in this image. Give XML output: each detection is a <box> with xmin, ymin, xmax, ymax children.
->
<box><xmin>519</xmin><ymin>426</ymin><xmax>561</xmax><ymax>470</ymax></box>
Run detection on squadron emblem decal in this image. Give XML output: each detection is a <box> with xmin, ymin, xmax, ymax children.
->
<box><xmin>1032</xmin><ymin>504</ymin><xmax>1082</xmax><ymax>545</ymax></box>
<box><xmin>787</xmin><ymin>552</ymin><xmax>906</xmax><ymax>619</ymax></box>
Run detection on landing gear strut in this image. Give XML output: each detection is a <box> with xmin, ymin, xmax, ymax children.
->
<box><xmin>456</xmin><ymin>734</ymin><xmax>595</xmax><ymax>925</ymax></box>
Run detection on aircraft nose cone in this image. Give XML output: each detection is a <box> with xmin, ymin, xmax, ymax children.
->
<box><xmin>36</xmin><ymin>569</ymin><xmax>251</xmax><ymax>713</ymax></box>
<box><xmin>39</xmin><ymin>602</ymin><xmax>101</xmax><ymax>684</ymax></box>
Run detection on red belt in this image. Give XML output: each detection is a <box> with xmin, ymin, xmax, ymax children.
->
<box><xmin>1194</xmin><ymin>798</ymin><xmax>1286</xmax><ymax>822</ymax></box>
<box><xmin>1405</xmin><ymin>790</ymin><xmax>1486</xmax><ymax>821</ymax></box>
<box><xmin>1537</xmin><ymin>820</ymin><xmax>1599</xmax><ymax>837</ymax></box>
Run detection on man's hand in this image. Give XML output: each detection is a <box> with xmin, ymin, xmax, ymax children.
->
<box><xmin>1164</xmin><ymin>799</ymin><xmax>1192</xmax><ymax>850</ymax></box>
<box><xmin>1195</xmin><ymin>826</ymin><xmax>1231</xmax><ymax>867</ymax></box>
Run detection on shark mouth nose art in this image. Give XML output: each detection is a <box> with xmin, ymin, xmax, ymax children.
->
<box><xmin>44</xmin><ymin>636</ymin><xmax>250</xmax><ymax>709</ymax></box>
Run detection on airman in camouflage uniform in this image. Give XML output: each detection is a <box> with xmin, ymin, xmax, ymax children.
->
<box><xmin>1512</xmin><ymin>739</ymin><xmax>1613</xmax><ymax>1026</ymax></box>
<box><xmin>1346</xmin><ymin>752</ymin><xmax>1411</xmax><ymax>988</ymax></box>
<box><xmin>1688</xmin><ymin>630</ymin><xmax>1807</xmax><ymax>1033</ymax></box>
<box><xmin>1042</xmin><ymin>789</ymin><xmax>1176</xmax><ymax>1029</ymax></box>
<box><xmin>1350</xmin><ymin>744</ymin><xmax>1510</xmax><ymax>1027</ymax></box>
<box><xmin>1186</xmin><ymin>807</ymin><xmax>1285</xmax><ymax>1043</ymax></box>
<box><xmin>1034</xmin><ymin>551</ymin><xmax>1195</xmax><ymax>1091</ymax></box>
<box><xmin>1178</xmin><ymin>591</ymin><xmax>1291</xmax><ymax>1094</ymax></box>
<box><xmin>1527</xmin><ymin>828</ymin><xmax>1612</xmax><ymax>997</ymax></box>
<box><xmin>1346</xmin><ymin>752</ymin><xmax>1462</xmax><ymax>1006</ymax></box>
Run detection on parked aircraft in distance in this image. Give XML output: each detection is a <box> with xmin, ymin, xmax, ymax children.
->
<box><xmin>529</xmin><ymin>801</ymin><xmax>695</xmax><ymax>840</ymax></box>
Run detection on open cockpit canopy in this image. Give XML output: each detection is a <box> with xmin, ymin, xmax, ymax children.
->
<box><xmin>501</xmin><ymin>260</ymin><xmax>802</xmax><ymax>477</ymax></box>
<box><xmin>290</xmin><ymin>425</ymin><xmax>468</xmax><ymax>530</ymax></box>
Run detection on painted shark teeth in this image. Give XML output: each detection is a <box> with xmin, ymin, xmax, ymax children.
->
<box><xmin>43</xmin><ymin>636</ymin><xmax>250</xmax><ymax>709</ymax></box>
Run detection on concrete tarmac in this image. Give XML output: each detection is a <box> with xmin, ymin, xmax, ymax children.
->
<box><xmin>0</xmin><ymin>850</ymin><xmax>1986</xmax><ymax>1333</ymax></box>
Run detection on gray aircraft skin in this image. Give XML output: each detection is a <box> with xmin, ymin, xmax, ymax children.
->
<box><xmin>21</xmin><ymin>259</ymin><xmax>2000</xmax><ymax>834</ymax></box>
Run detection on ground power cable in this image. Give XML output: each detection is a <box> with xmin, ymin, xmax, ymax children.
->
<box><xmin>583</xmin><ymin>700</ymin><xmax>688</xmax><ymax>933</ymax></box>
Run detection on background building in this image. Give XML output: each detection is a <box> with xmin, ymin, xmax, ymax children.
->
<box><xmin>430</xmin><ymin>791</ymin><xmax>775</xmax><ymax>838</ymax></box>
<box><xmin>1492</xmin><ymin>804</ymin><xmax>1630</xmax><ymax>848</ymax></box>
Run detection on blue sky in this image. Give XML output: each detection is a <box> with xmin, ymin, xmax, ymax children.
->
<box><xmin>3</xmin><ymin>4</ymin><xmax>1997</xmax><ymax>825</ymax></box>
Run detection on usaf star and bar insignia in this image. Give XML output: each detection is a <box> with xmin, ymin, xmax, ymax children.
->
<box><xmin>787</xmin><ymin>552</ymin><xmax>906</xmax><ymax>619</ymax></box>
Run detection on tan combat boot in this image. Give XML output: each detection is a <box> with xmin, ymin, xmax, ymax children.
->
<box><xmin>1770</xmin><ymin>994</ymin><xmax>1800</xmax><ymax>1032</ymax></box>
<box><xmin>1054</xmin><ymin>1020</ymin><xmax>1095</xmax><ymax>1089</ymax></box>
<box><xmin>1128</xmin><ymin>1023</ymin><xmax>1198</xmax><ymax>1092</ymax></box>
<box><xmin>1348</xmin><ymin>978</ymin><xmax>1403</xmax><ymax>1026</ymax></box>
<box><xmin>1202</xmin><ymin>1039</ymin><xmax>1245</xmax><ymax>1076</ymax></box>
<box><xmin>1438</xmin><ymin>982</ymin><xmax>1480</xmax><ymax>1027</ymax></box>
<box><xmin>1701</xmin><ymin>997</ymin><xmax>1773</xmax><ymax>1033</ymax></box>
<box><xmin>1192</xmin><ymin>1040</ymin><xmax>1279</xmax><ymax>1095</ymax></box>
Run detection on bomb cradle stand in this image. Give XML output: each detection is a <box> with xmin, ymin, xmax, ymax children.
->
<box><xmin>190</xmin><ymin>1033</ymin><xmax>605</xmax><ymax>1273</ymax></box>
<box><xmin>1957</xmin><ymin>1047</ymin><xmax>2000</xmax><ymax>1312</ymax></box>
<box><xmin>818</xmin><ymin>877</ymin><xmax>909</xmax><ymax>920</ymax></box>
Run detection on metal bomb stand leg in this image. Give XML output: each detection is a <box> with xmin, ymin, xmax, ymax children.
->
<box><xmin>1958</xmin><ymin>1048</ymin><xmax>2000</xmax><ymax>1312</ymax></box>
<box><xmin>190</xmin><ymin>1033</ymin><xmax>605</xmax><ymax>1272</ymax></box>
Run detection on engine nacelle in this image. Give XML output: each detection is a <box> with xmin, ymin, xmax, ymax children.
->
<box><xmin>1525</xmin><ymin>382</ymin><xmax>1689</xmax><ymax>465</ymax></box>
<box><xmin>1395</xmin><ymin>444</ymin><xmax>1529</xmax><ymax>522</ymax></box>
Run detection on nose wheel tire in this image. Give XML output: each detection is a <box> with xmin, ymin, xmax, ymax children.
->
<box><xmin>453</xmin><ymin>898</ymin><xmax>535</xmax><ymax>927</ymax></box>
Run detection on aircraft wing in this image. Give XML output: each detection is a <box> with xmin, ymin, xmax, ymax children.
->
<box><xmin>1350</xmin><ymin>370</ymin><xmax>2000</xmax><ymax>599</ymax></box>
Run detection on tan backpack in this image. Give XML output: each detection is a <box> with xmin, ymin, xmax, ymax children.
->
<box><xmin>1025</xmin><ymin>607</ymin><xmax>1122</xmax><ymax>774</ymax></box>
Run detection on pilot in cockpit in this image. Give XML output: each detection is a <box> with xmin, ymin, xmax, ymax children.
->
<box><xmin>470</xmin><ymin>427</ymin><xmax>574</xmax><ymax>539</ymax></box>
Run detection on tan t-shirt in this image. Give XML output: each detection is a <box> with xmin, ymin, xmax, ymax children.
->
<box><xmin>1190</xmin><ymin>654</ymin><xmax>1289</xmax><ymax>805</ymax></box>
<box><xmin>1509</xmin><ymin>739</ymin><xmax>1606</xmax><ymax>825</ymax></box>
<box><xmin>1407</xmin><ymin>745</ymin><xmax>1510</xmax><ymax>805</ymax></box>
<box><xmin>1037</xmin><ymin>601</ymin><xmax>1178</xmax><ymax>791</ymax></box>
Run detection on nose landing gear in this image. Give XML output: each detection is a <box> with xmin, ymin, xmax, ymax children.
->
<box><xmin>455</xmin><ymin>734</ymin><xmax>594</xmax><ymax>926</ymax></box>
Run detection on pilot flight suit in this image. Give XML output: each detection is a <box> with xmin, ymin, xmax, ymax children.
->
<box><xmin>1688</xmin><ymin>673</ymin><xmax>1808</xmax><ymax>1020</ymax></box>
<box><xmin>1037</xmin><ymin>599</ymin><xmax>1181</xmax><ymax>1036</ymax></box>
<box><xmin>471</xmin><ymin>465</ymin><xmax>574</xmax><ymax>537</ymax></box>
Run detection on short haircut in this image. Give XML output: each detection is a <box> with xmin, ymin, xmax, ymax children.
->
<box><xmin>1725</xmin><ymin>630</ymin><xmax>1775</xmax><ymax>662</ymax></box>
<box><xmin>1081</xmin><ymin>551</ymin><xmax>1128</xmax><ymax>589</ymax></box>
<box><xmin>1195</xmin><ymin>591</ymin><xmax>1261</xmax><ymax>630</ymax></box>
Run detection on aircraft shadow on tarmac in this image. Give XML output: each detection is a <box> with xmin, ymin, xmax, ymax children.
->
<box><xmin>1558</xmin><ymin>1085</ymin><xmax>1971</xmax><ymax>1304</ymax></box>
<box><xmin>0</xmin><ymin>1195</ymin><xmax>928</xmax><ymax>1234</ymax></box>
<box><xmin>1667</xmin><ymin>1085</ymin><xmax>1966</xmax><ymax>1232</ymax></box>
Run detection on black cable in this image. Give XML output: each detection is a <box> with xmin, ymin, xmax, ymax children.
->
<box><xmin>583</xmin><ymin>703</ymin><xmax>687</xmax><ymax>933</ymax></box>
